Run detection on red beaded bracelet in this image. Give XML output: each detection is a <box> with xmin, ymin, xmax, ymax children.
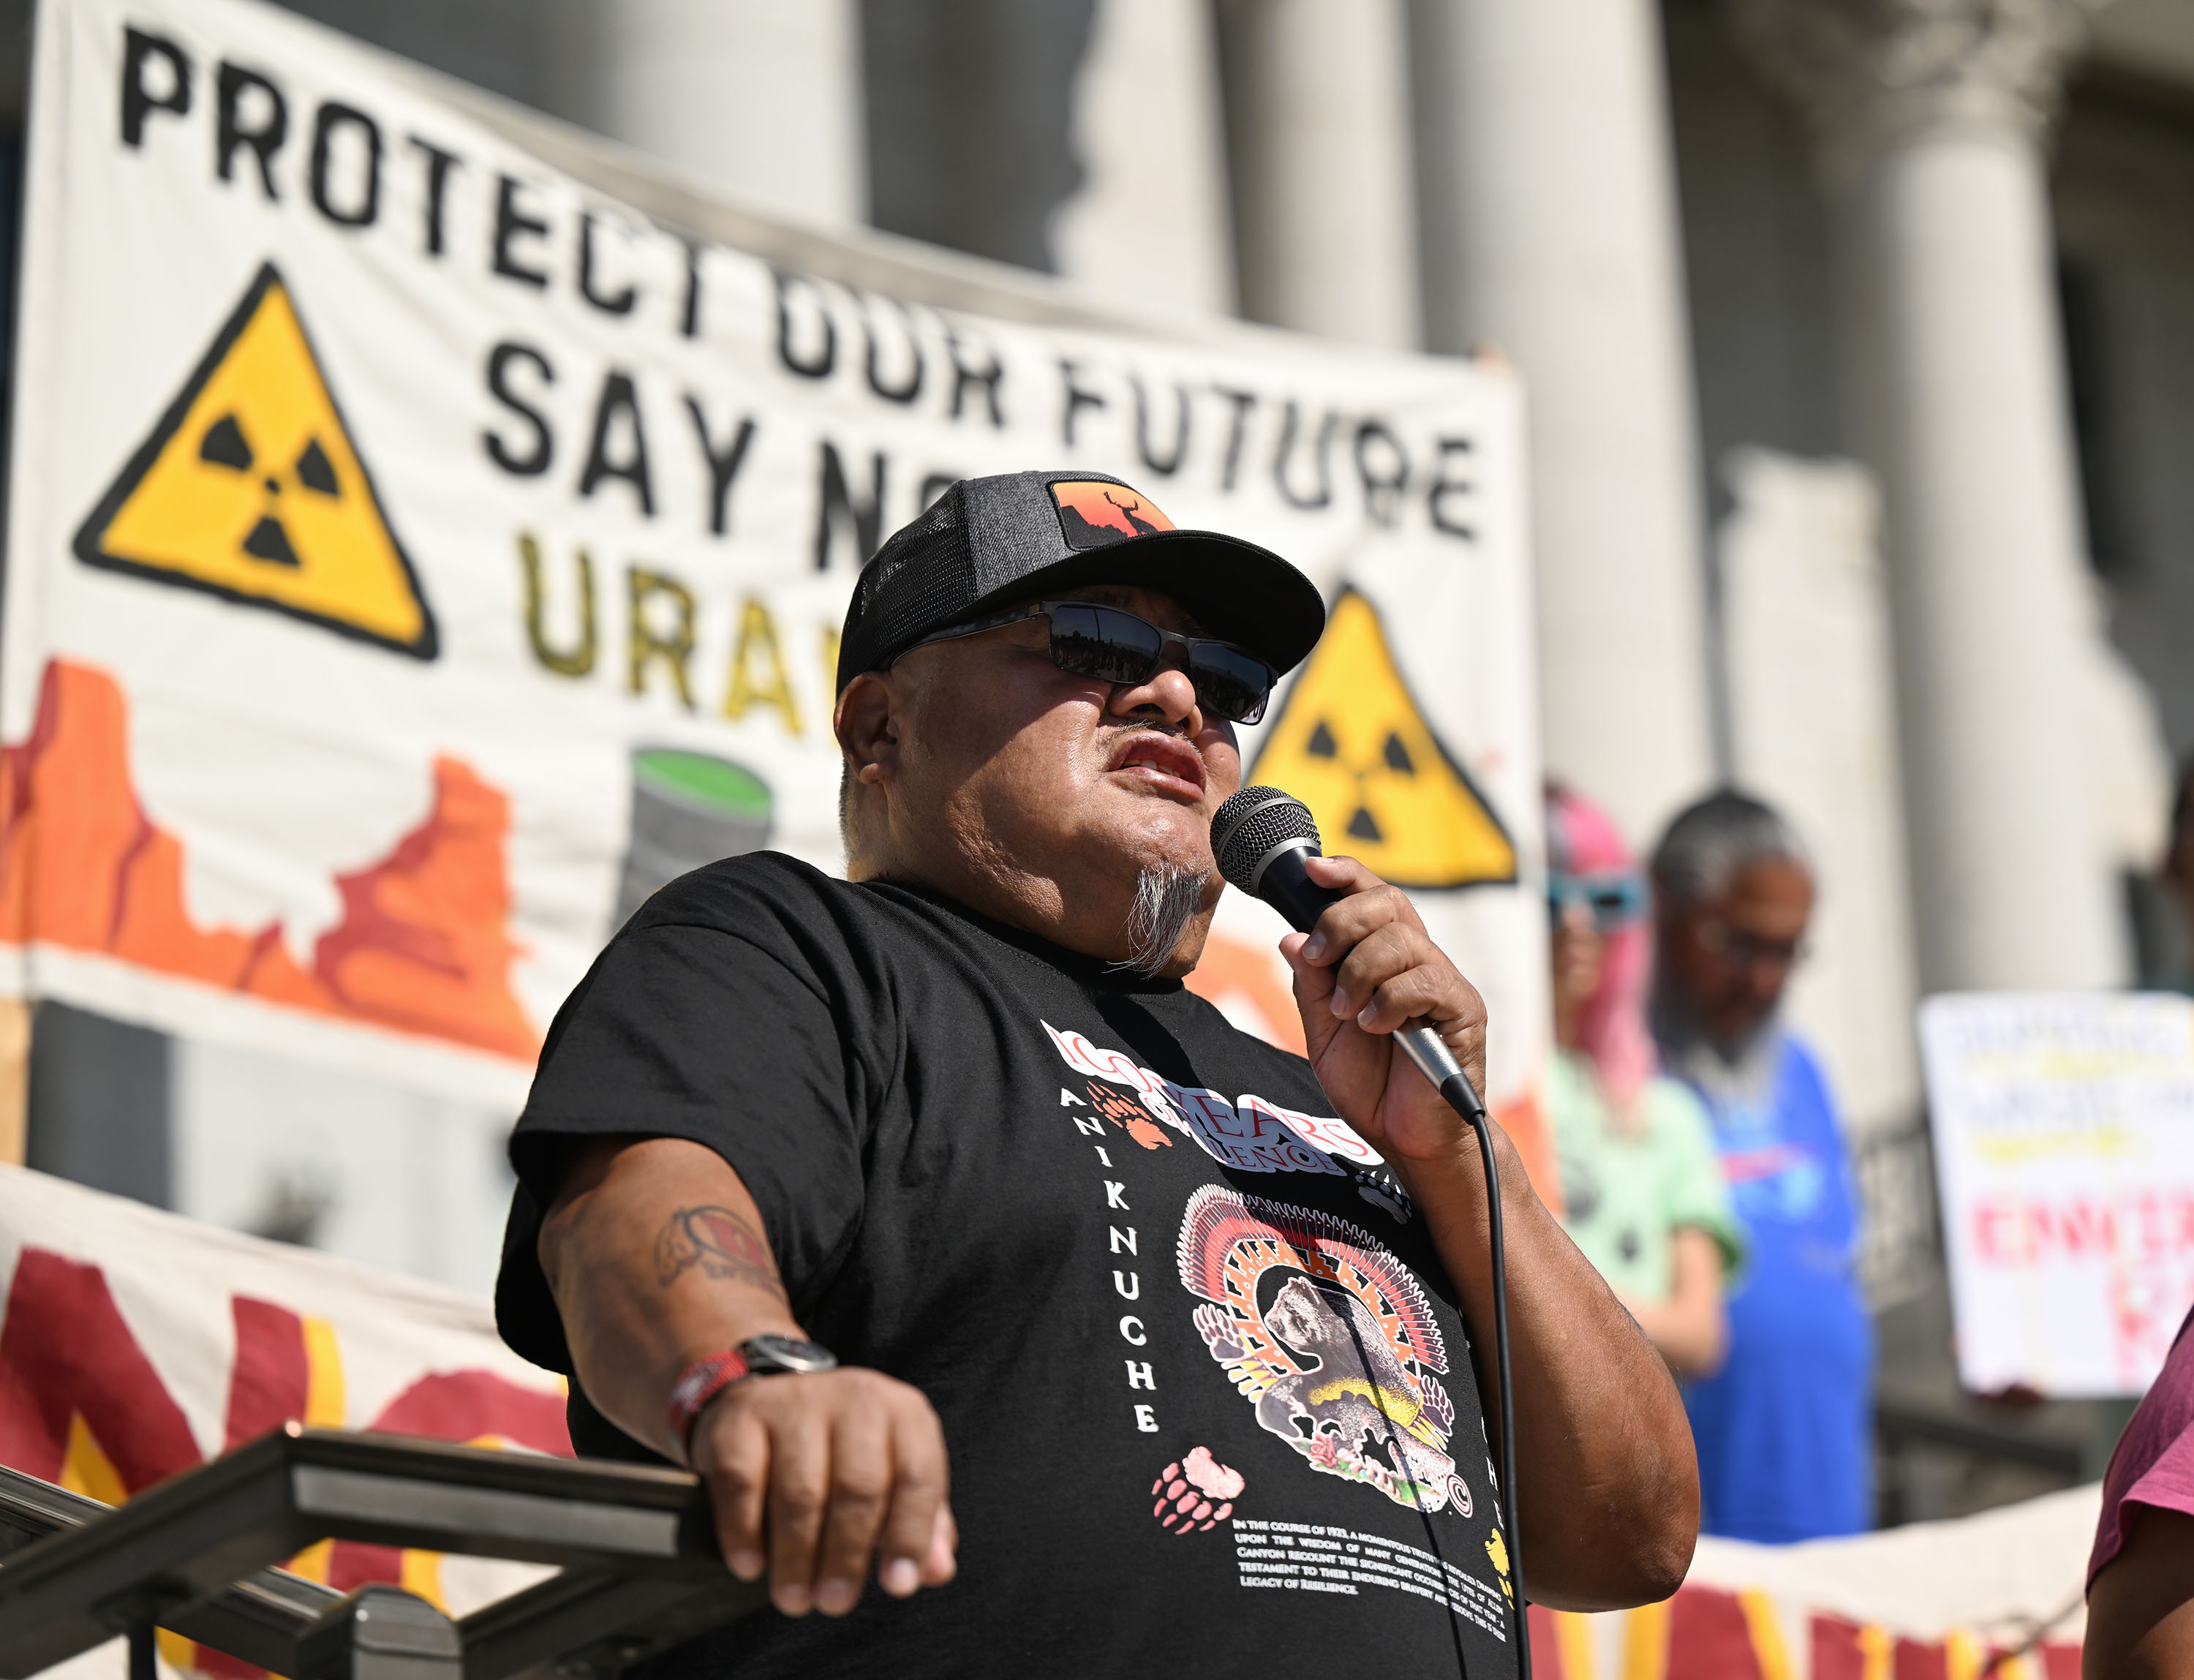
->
<box><xmin>665</xmin><ymin>1348</ymin><xmax>752</xmax><ymax>1466</ymax></box>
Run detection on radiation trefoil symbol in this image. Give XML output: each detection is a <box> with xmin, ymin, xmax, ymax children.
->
<box><xmin>1248</xmin><ymin>588</ymin><xmax>1516</xmax><ymax>890</ymax></box>
<box><xmin>72</xmin><ymin>263</ymin><xmax>437</xmax><ymax>658</ymax></box>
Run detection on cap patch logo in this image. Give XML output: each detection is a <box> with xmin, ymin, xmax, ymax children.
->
<box><xmin>1049</xmin><ymin>480</ymin><xmax>1175</xmax><ymax>549</ymax></box>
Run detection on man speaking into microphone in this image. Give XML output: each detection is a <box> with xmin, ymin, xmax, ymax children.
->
<box><xmin>495</xmin><ymin>470</ymin><xmax>1697</xmax><ymax>1676</ymax></box>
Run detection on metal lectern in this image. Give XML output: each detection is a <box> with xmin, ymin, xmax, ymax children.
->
<box><xmin>0</xmin><ymin>1426</ymin><xmax>766</xmax><ymax>1680</ymax></box>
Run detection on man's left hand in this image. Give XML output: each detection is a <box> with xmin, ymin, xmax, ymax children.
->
<box><xmin>1279</xmin><ymin>854</ymin><xmax>1488</xmax><ymax>1168</ymax></box>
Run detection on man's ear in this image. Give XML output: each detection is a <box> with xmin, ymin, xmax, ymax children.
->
<box><xmin>834</xmin><ymin>671</ymin><xmax>900</xmax><ymax>788</ymax></box>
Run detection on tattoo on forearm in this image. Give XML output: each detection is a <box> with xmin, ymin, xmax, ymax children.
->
<box><xmin>654</xmin><ymin>1205</ymin><xmax>788</xmax><ymax>1300</ymax></box>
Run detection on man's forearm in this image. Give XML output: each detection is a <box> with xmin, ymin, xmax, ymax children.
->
<box><xmin>537</xmin><ymin>1134</ymin><xmax>804</xmax><ymax>1458</ymax></box>
<box><xmin>1400</xmin><ymin>1125</ymin><xmax>1700</xmax><ymax>1611</ymax></box>
<box><xmin>535</xmin><ymin>1134</ymin><xmax>957</xmax><ymax>1617</ymax></box>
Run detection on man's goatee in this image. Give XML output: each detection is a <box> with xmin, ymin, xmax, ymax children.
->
<box><xmin>1119</xmin><ymin>865</ymin><xmax>1210</xmax><ymax>977</ymax></box>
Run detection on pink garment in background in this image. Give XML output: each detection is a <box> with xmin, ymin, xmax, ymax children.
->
<box><xmin>1545</xmin><ymin>784</ymin><xmax>1657</xmax><ymax>1115</ymax></box>
<box><xmin>2089</xmin><ymin>1302</ymin><xmax>2194</xmax><ymax>1589</ymax></box>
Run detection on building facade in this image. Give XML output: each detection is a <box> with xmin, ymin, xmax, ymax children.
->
<box><xmin>0</xmin><ymin>0</ymin><xmax>2185</xmax><ymax>1510</ymax></box>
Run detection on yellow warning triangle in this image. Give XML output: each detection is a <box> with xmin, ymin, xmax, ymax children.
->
<box><xmin>1248</xmin><ymin>587</ymin><xmax>1516</xmax><ymax>889</ymax></box>
<box><xmin>73</xmin><ymin>263</ymin><xmax>437</xmax><ymax>658</ymax></box>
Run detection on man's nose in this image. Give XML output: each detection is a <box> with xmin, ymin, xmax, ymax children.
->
<box><xmin>1109</xmin><ymin>658</ymin><xmax>1201</xmax><ymax>728</ymax></box>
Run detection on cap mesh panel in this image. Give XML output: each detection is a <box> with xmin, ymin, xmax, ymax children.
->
<box><xmin>843</xmin><ymin>488</ymin><xmax>979</xmax><ymax>680</ymax></box>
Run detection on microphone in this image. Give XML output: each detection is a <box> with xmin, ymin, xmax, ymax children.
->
<box><xmin>1208</xmin><ymin>787</ymin><xmax>1484</xmax><ymax>1115</ymax></box>
<box><xmin>1208</xmin><ymin>785</ymin><xmax>1529</xmax><ymax>1679</ymax></box>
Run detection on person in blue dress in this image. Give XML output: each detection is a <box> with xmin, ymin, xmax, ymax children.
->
<box><xmin>1648</xmin><ymin>790</ymin><xmax>1873</xmax><ymax>1542</ymax></box>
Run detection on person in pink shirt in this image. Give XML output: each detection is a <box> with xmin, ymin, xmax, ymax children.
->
<box><xmin>2086</xmin><ymin>1302</ymin><xmax>2194</xmax><ymax>1676</ymax></box>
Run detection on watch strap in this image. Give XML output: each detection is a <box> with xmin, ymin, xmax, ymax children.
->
<box><xmin>665</xmin><ymin>1348</ymin><xmax>752</xmax><ymax>1467</ymax></box>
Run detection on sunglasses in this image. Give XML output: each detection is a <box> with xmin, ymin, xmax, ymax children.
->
<box><xmin>897</xmin><ymin>600</ymin><xmax>1278</xmax><ymax>725</ymax></box>
<box><xmin>1548</xmin><ymin>870</ymin><xmax>1647</xmax><ymax>933</ymax></box>
<box><xmin>1697</xmin><ymin>919</ymin><xmax>1807</xmax><ymax>971</ymax></box>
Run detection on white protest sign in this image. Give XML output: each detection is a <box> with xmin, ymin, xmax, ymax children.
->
<box><xmin>2</xmin><ymin>0</ymin><xmax>1551</xmax><ymax>1183</ymax></box>
<box><xmin>1920</xmin><ymin>991</ymin><xmax>2194</xmax><ymax>1396</ymax></box>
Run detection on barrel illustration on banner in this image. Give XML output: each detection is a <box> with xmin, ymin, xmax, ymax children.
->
<box><xmin>614</xmin><ymin>749</ymin><xmax>774</xmax><ymax>927</ymax></box>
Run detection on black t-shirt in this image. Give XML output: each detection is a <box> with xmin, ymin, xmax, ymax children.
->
<box><xmin>497</xmin><ymin>852</ymin><xmax>1518</xmax><ymax>1679</ymax></box>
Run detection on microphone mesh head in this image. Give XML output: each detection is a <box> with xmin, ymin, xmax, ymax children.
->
<box><xmin>1210</xmin><ymin>786</ymin><xmax>1321</xmax><ymax>894</ymax></box>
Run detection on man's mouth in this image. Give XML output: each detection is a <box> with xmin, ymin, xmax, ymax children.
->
<box><xmin>1107</xmin><ymin>731</ymin><xmax>1207</xmax><ymax>798</ymax></box>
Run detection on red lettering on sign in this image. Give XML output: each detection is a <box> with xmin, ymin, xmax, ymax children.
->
<box><xmin>225</xmin><ymin>1297</ymin><xmax>312</xmax><ymax>1449</ymax></box>
<box><xmin>1665</xmin><ymin>1584</ymin><xmax>1763</xmax><ymax>1680</ymax></box>
<box><xmin>1970</xmin><ymin>1192</ymin><xmax>2194</xmax><ymax>1267</ymax></box>
<box><xmin>0</xmin><ymin>1249</ymin><xmax>200</xmax><ymax>1491</ymax></box>
<box><xmin>2037</xmin><ymin>1199</ymin><xmax>2116</xmax><ymax>1259</ymax></box>
<box><xmin>1972</xmin><ymin>1199</ymin><xmax>2027</xmax><ymax>1265</ymax></box>
<box><xmin>371</xmin><ymin>1370</ymin><xmax>570</xmax><ymax>1456</ymax></box>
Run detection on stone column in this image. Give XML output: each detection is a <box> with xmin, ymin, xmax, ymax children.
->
<box><xmin>1411</xmin><ymin>0</ymin><xmax>1717</xmax><ymax>845</ymax></box>
<box><xmin>1052</xmin><ymin>0</ymin><xmax>1237</xmax><ymax>315</ymax></box>
<box><xmin>548</xmin><ymin>0</ymin><xmax>867</xmax><ymax>227</ymax></box>
<box><xmin>1732</xmin><ymin>0</ymin><xmax>2123</xmax><ymax>991</ymax></box>
<box><xmin>1218</xmin><ymin>0</ymin><xmax>1422</xmax><ymax>348</ymax></box>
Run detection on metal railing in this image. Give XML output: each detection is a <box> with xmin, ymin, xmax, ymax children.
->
<box><xmin>0</xmin><ymin>1425</ymin><xmax>765</xmax><ymax>1680</ymax></box>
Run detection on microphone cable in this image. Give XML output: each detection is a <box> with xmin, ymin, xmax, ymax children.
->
<box><xmin>1417</xmin><ymin>1052</ymin><xmax>1528</xmax><ymax>1680</ymax></box>
<box><xmin>1212</xmin><ymin>786</ymin><xmax>1530</xmax><ymax>1679</ymax></box>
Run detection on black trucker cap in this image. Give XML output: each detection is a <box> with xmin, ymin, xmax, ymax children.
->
<box><xmin>835</xmin><ymin>470</ymin><xmax>1327</xmax><ymax>693</ymax></box>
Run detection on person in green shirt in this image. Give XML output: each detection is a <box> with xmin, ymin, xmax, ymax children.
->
<box><xmin>1546</xmin><ymin>784</ymin><xmax>1743</xmax><ymax>1377</ymax></box>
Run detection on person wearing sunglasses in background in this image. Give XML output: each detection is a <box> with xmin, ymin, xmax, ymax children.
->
<box><xmin>494</xmin><ymin>471</ymin><xmax>1701</xmax><ymax>1679</ymax></box>
<box><xmin>1544</xmin><ymin>786</ymin><xmax>1741</xmax><ymax>1380</ymax></box>
<box><xmin>1648</xmin><ymin>791</ymin><xmax>1873</xmax><ymax>1545</ymax></box>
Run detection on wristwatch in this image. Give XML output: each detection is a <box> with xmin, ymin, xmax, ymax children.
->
<box><xmin>736</xmin><ymin>1335</ymin><xmax>840</xmax><ymax>1377</ymax></box>
<box><xmin>667</xmin><ymin>1336</ymin><xmax>839</xmax><ymax>1465</ymax></box>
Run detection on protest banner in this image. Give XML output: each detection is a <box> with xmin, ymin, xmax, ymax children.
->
<box><xmin>0</xmin><ymin>0</ymin><xmax>1550</xmax><ymax>1180</ymax></box>
<box><xmin>1920</xmin><ymin>991</ymin><xmax>2194</xmax><ymax>1396</ymax></box>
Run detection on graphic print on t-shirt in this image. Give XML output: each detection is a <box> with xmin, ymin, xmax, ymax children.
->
<box><xmin>1044</xmin><ymin>1008</ymin><xmax>1512</xmax><ymax>1640</ymax></box>
<box><xmin>1081</xmin><ymin>1080</ymin><xmax>1175</xmax><ymax>1149</ymax></box>
<box><xmin>1180</xmin><ymin>1185</ymin><xmax>1471</xmax><ymax>1515</ymax></box>
<box><xmin>1044</xmin><ymin>1020</ymin><xmax>1417</xmax><ymax>1221</ymax></box>
<box><xmin>1150</xmin><ymin>1445</ymin><xmax>1245</xmax><ymax>1534</ymax></box>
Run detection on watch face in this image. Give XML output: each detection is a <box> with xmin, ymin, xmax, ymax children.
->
<box><xmin>742</xmin><ymin>1335</ymin><xmax>839</xmax><ymax>1374</ymax></box>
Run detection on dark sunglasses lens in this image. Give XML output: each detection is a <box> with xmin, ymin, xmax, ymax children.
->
<box><xmin>1044</xmin><ymin>603</ymin><xmax>1272</xmax><ymax>723</ymax></box>
<box><xmin>1047</xmin><ymin>603</ymin><xmax>1164</xmax><ymax>686</ymax></box>
<box><xmin>1188</xmin><ymin>646</ymin><xmax>1273</xmax><ymax>723</ymax></box>
<box><xmin>1588</xmin><ymin>888</ymin><xmax>1632</xmax><ymax>930</ymax></box>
